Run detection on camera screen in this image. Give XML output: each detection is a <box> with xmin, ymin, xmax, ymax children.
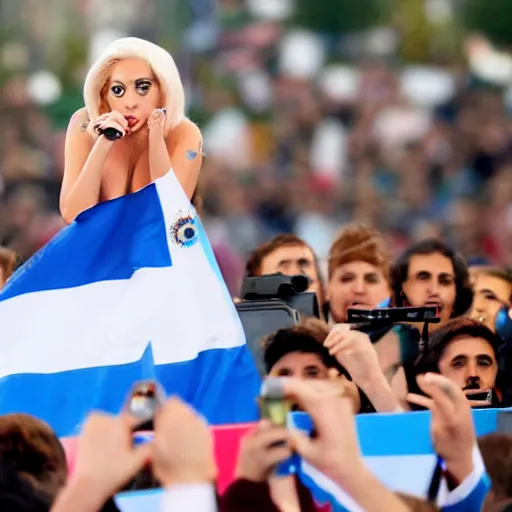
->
<box><xmin>237</xmin><ymin>304</ymin><xmax>299</xmax><ymax>376</ymax></box>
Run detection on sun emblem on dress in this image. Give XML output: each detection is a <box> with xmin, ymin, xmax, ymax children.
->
<box><xmin>170</xmin><ymin>211</ymin><xmax>199</xmax><ymax>248</ymax></box>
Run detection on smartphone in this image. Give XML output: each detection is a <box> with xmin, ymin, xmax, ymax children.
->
<box><xmin>123</xmin><ymin>380</ymin><xmax>166</xmax><ymax>431</ymax></box>
<box><xmin>466</xmin><ymin>390</ymin><xmax>492</xmax><ymax>402</ymax></box>
<box><xmin>118</xmin><ymin>382</ymin><xmax>165</xmax><ymax>492</ymax></box>
<box><xmin>259</xmin><ymin>395</ymin><xmax>292</xmax><ymax>428</ymax></box>
<box><xmin>259</xmin><ymin>380</ymin><xmax>298</xmax><ymax>477</ymax></box>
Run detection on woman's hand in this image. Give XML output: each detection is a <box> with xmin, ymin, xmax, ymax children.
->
<box><xmin>91</xmin><ymin>110</ymin><xmax>128</xmax><ymax>139</ymax></box>
<box><xmin>148</xmin><ymin>108</ymin><xmax>166</xmax><ymax>138</ymax></box>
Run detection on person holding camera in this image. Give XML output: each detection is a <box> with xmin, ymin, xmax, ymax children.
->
<box><xmin>244</xmin><ymin>234</ymin><xmax>324</xmax><ymax>309</ymax></box>
<box><xmin>52</xmin><ymin>398</ymin><xmax>218</xmax><ymax>512</ymax></box>
<box><xmin>324</xmin><ymin>223</ymin><xmax>391</xmax><ymax>325</ymax></box>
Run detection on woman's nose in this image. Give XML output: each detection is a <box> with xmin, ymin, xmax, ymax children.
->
<box><xmin>123</xmin><ymin>90</ymin><xmax>138</xmax><ymax>110</ymax></box>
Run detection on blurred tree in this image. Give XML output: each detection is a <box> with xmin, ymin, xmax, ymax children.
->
<box><xmin>293</xmin><ymin>0</ymin><xmax>385</xmax><ymax>33</ymax></box>
<box><xmin>392</xmin><ymin>0</ymin><xmax>431</xmax><ymax>62</ymax></box>
<box><xmin>464</xmin><ymin>0</ymin><xmax>512</xmax><ymax>46</ymax></box>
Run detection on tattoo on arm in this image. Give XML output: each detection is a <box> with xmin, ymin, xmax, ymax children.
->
<box><xmin>184</xmin><ymin>135</ymin><xmax>204</xmax><ymax>161</ymax></box>
<box><xmin>80</xmin><ymin>113</ymin><xmax>90</xmax><ymax>132</ymax></box>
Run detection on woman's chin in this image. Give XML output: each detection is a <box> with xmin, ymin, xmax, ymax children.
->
<box><xmin>127</xmin><ymin>123</ymin><xmax>146</xmax><ymax>135</ymax></box>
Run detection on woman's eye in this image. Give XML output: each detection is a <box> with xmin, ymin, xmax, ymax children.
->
<box><xmin>136</xmin><ymin>83</ymin><xmax>151</xmax><ymax>95</ymax></box>
<box><xmin>111</xmin><ymin>85</ymin><xmax>124</xmax><ymax>97</ymax></box>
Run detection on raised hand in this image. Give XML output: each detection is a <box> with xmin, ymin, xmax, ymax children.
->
<box><xmin>235</xmin><ymin>420</ymin><xmax>293</xmax><ymax>482</ymax></box>
<box><xmin>73</xmin><ymin>413</ymin><xmax>152</xmax><ymax>501</ymax></box>
<box><xmin>91</xmin><ymin>110</ymin><xmax>129</xmax><ymax>139</ymax></box>
<box><xmin>147</xmin><ymin>108</ymin><xmax>166</xmax><ymax>137</ymax></box>
<box><xmin>407</xmin><ymin>373</ymin><xmax>475</xmax><ymax>484</ymax></box>
<box><xmin>324</xmin><ymin>324</ymin><xmax>381</xmax><ymax>388</ymax></box>
<box><xmin>151</xmin><ymin>397</ymin><xmax>217</xmax><ymax>487</ymax></box>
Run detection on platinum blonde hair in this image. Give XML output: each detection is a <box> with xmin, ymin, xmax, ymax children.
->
<box><xmin>83</xmin><ymin>37</ymin><xmax>185</xmax><ymax>132</ymax></box>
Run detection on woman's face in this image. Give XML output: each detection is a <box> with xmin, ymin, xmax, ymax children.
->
<box><xmin>470</xmin><ymin>273</ymin><xmax>512</xmax><ymax>331</ymax></box>
<box><xmin>327</xmin><ymin>261</ymin><xmax>390</xmax><ymax>323</ymax></box>
<box><xmin>104</xmin><ymin>58</ymin><xmax>162</xmax><ymax>133</ymax></box>
<box><xmin>267</xmin><ymin>351</ymin><xmax>360</xmax><ymax>413</ymax></box>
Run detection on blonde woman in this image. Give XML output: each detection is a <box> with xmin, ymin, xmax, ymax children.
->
<box><xmin>60</xmin><ymin>37</ymin><xmax>203</xmax><ymax>223</ymax></box>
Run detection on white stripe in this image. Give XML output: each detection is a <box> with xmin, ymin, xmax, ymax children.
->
<box><xmin>302</xmin><ymin>455</ymin><xmax>438</xmax><ymax>511</ymax></box>
<box><xmin>0</xmin><ymin>265</ymin><xmax>244</xmax><ymax>377</ymax></box>
<box><xmin>0</xmin><ymin>169</ymin><xmax>245</xmax><ymax>377</ymax></box>
<box><xmin>364</xmin><ymin>454</ymin><xmax>436</xmax><ymax>496</ymax></box>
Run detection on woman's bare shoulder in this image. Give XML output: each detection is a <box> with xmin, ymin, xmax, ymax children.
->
<box><xmin>67</xmin><ymin>107</ymin><xmax>91</xmax><ymax>135</ymax></box>
<box><xmin>169</xmin><ymin>117</ymin><xmax>202</xmax><ymax>141</ymax></box>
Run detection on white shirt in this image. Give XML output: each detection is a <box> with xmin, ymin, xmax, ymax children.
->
<box><xmin>162</xmin><ymin>483</ymin><xmax>217</xmax><ymax>512</ymax></box>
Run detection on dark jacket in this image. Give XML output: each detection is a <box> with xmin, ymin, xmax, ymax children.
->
<box><xmin>220</xmin><ymin>477</ymin><xmax>328</xmax><ymax>512</ymax></box>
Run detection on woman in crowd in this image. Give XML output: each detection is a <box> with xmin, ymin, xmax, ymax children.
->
<box><xmin>325</xmin><ymin>223</ymin><xmax>391</xmax><ymax>324</ymax></box>
<box><xmin>60</xmin><ymin>37</ymin><xmax>203</xmax><ymax>223</ymax></box>
<box><xmin>325</xmin><ymin>224</ymin><xmax>419</xmax><ymax>399</ymax></box>
<box><xmin>469</xmin><ymin>266</ymin><xmax>512</xmax><ymax>332</ymax></box>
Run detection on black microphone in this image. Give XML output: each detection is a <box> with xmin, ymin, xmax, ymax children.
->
<box><xmin>99</xmin><ymin>127</ymin><xmax>123</xmax><ymax>141</ymax></box>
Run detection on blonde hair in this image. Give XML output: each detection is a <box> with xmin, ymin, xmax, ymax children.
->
<box><xmin>83</xmin><ymin>37</ymin><xmax>185</xmax><ymax>132</ymax></box>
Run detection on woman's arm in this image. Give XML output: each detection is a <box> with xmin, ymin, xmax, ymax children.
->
<box><xmin>60</xmin><ymin>109</ymin><xmax>112</xmax><ymax>223</ymax></box>
<box><xmin>60</xmin><ymin>109</ymin><xmax>124</xmax><ymax>223</ymax></box>
<box><xmin>148</xmin><ymin>114</ymin><xmax>203</xmax><ymax>199</ymax></box>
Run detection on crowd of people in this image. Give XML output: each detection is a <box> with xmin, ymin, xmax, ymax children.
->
<box><xmin>2</xmin><ymin>2</ymin><xmax>512</xmax><ymax>285</ymax></box>
<box><xmin>3</xmin><ymin>2</ymin><xmax>512</xmax><ymax>508</ymax></box>
<box><xmin>2</xmin><ymin>215</ymin><xmax>512</xmax><ymax>511</ymax></box>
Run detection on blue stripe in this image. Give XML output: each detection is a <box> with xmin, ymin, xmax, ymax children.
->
<box><xmin>298</xmin><ymin>468</ymin><xmax>349</xmax><ymax>512</ymax></box>
<box><xmin>116</xmin><ymin>489</ymin><xmax>163</xmax><ymax>511</ymax></box>
<box><xmin>441</xmin><ymin>474</ymin><xmax>491</xmax><ymax>512</ymax></box>
<box><xmin>291</xmin><ymin>408</ymin><xmax>500</xmax><ymax>457</ymax></box>
<box><xmin>0</xmin><ymin>184</ymin><xmax>171</xmax><ymax>301</ymax></box>
<box><xmin>0</xmin><ymin>344</ymin><xmax>261</xmax><ymax>437</ymax></box>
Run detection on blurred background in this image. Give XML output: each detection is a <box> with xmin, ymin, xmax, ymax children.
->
<box><xmin>2</xmin><ymin>0</ymin><xmax>512</xmax><ymax>292</ymax></box>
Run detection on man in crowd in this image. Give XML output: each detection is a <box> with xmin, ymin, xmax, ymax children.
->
<box><xmin>414</xmin><ymin>317</ymin><xmax>502</xmax><ymax>407</ymax></box>
<box><xmin>244</xmin><ymin>234</ymin><xmax>324</xmax><ymax>307</ymax></box>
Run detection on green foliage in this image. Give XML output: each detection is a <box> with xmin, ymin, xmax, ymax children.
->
<box><xmin>293</xmin><ymin>0</ymin><xmax>385</xmax><ymax>33</ymax></box>
<box><xmin>50</xmin><ymin>34</ymin><xmax>88</xmax><ymax>88</ymax></box>
<box><xmin>464</xmin><ymin>0</ymin><xmax>512</xmax><ymax>46</ymax></box>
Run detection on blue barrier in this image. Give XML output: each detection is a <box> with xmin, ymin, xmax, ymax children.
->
<box><xmin>114</xmin><ymin>407</ymin><xmax>508</xmax><ymax>511</ymax></box>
